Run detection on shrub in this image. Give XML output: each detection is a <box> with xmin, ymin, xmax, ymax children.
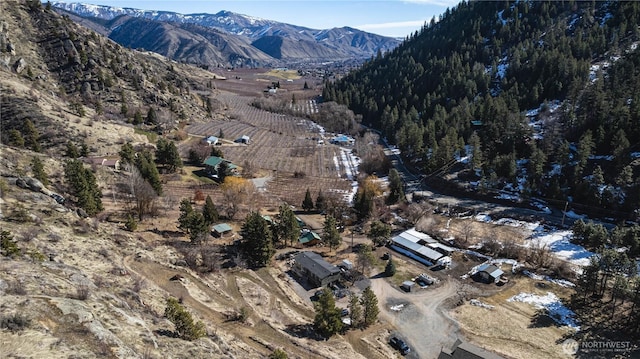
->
<box><xmin>1</xmin><ymin>230</ymin><xmax>20</xmax><ymax>258</ymax></box>
<box><xmin>75</xmin><ymin>285</ymin><xmax>91</xmax><ymax>300</ymax></box>
<box><xmin>0</xmin><ymin>313</ymin><xmax>31</xmax><ymax>332</ymax></box>
<box><xmin>125</xmin><ymin>214</ymin><xmax>138</xmax><ymax>232</ymax></box>
<box><xmin>164</xmin><ymin>297</ymin><xmax>206</xmax><ymax>340</ymax></box>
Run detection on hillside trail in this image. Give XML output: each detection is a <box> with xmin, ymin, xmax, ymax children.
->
<box><xmin>122</xmin><ymin>255</ymin><xmax>324</xmax><ymax>358</ymax></box>
<box><xmin>370</xmin><ymin>276</ymin><xmax>461</xmax><ymax>358</ymax></box>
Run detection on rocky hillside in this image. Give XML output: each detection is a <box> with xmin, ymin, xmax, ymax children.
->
<box><xmin>0</xmin><ymin>2</ymin><xmax>394</xmax><ymax>358</ymax></box>
<box><xmin>0</xmin><ymin>0</ymin><xmax>225</xmax><ymax>154</ymax></box>
<box><xmin>51</xmin><ymin>2</ymin><xmax>401</xmax><ymax>67</ymax></box>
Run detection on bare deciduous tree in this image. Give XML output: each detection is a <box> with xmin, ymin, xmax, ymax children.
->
<box><xmin>125</xmin><ymin>164</ymin><xmax>159</xmax><ymax>221</ymax></box>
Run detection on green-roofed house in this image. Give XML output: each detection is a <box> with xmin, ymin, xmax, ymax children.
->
<box><xmin>261</xmin><ymin>215</ymin><xmax>274</xmax><ymax>224</ymax></box>
<box><xmin>212</xmin><ymin>223</ymin><xmax>233</xmax><ymax>237</ymax></box>
<box><xmin>203</xmin><ymin>156</ymin><xmax>237</xmax><ymax>179</ymax></box>
<box><xmin>299</xmin><ymin>230</ymin><xmax>321</xmax><ymax>246</ymax></box>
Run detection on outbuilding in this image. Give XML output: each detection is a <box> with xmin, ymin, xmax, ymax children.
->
<box><xmin>401</xmin><ymin>281</ymin><xmax>415</xmax><ymax>292</ymax></box>
<box><xmin>475</xmin><ymin>263</ymin><xmax>504</xmax><ymax>284</ymax></box>
<box><xmin>212</xmin><ymin>223</ymin><xmax>233</xmax><ymax>237</ymax></box>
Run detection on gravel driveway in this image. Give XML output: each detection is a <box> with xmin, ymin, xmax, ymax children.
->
<box><xmin>371</xmin><ymin>277</ymin><xmax>461</xmax><ymax>359</ymax></box>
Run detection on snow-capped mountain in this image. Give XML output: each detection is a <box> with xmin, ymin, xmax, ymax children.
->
<box><xmin>51</xmin><ymin>2</ymin><xmax>401</xmax><ymax>66</ymax></box>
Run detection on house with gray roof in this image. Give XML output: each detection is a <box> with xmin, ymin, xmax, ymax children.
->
<box><xmin>438</xmin><ymin>339</ymin><xmax>505</xmax><ymax>359</ymax></box>
<box><xmin>292</xmin><ymin>251</ymin><xmax>341</xmax><ymax>287</ymax></box>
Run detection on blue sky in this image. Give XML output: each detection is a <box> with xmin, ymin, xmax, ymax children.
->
<box><xmin>69</xmin><ymin>0</ymin><xmax>461</xmax><ymax>38</ymax></box>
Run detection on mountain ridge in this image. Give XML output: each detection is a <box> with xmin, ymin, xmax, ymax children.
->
<box><xmin>51</xmin><ymin>1</ymin><xmax>401</xmax><ymax>67</ymax></box>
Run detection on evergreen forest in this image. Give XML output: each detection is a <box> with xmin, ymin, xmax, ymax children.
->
<box><xmin>323</xmin><ymin>0</ymin><xmax>640</xmax><ymax>219</ymax></box>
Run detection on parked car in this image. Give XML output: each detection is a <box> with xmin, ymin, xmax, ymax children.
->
<box><xmin>389</xmin><ymin>336</ymin><xmax>411</xmax><ymax>355</ymax></box>
<box><xmin>340</xmin><ymin>308</ymin><xmax>349</xmax><ymax>317</ymax></box>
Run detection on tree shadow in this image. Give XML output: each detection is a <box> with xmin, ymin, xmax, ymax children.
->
<box><xmin>284</xmin><ymin>323</ymin><xmax>324</xmax><ymax>341</ymax></box>
<box><xmin>529</xmin><ymin>308</ymin><xmax>555</xmax><ymax>328</ymax></box>
<box><xmin>154</xmin><ymin>329</ymin><xmax>178</xmax><ymax>338</ymax></box>
<box><xmin>286</xmin><ymin>270</ymin><xmax>317</xmax><ymax>291</ymax></box>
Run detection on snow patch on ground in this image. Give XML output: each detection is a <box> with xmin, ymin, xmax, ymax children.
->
<box><xmin>525</xmin><ymin>230</ymin><xmax>594</xmax><ymax>267</ymax></box>
<box><xmin>522</xmin><ymin>270</ymin><xmax>576</xmax><ymax>288</ymax></box>
<box><xmin>470</xmin><ymin>299</ymin><xmax>494</xmax><ymax>309</ymax></box>
<box><xmin>508</xmin><ymin>292</ymin><xmax>580</xmax><ymax>330</ymax></box>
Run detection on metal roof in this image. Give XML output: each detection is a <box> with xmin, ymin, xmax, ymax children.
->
<box><xmin>397</xmin><ymin>228</ymin><xmax>437</xmax><ymax>244</ymax></box>
<box><xmin>299</xmin><ymin>231</ymin><xmax>321</xmax><ymax>244</ymax></box>
<box><xmin>477</xmin><ymin>263</ymin><xmax>504</xmax><ymax>278</ymax></box>
<box><xmin>391</xmin><ymin>235</ymin><xmax>443</xmax><ymax>262</ymax></box>
<box><xmin>294</xmin><ymin>251</ymin><xmax>340</xmax><ymax>280</ymax></box>
<box><xmin>203</xmin><ymin>156</ymin><xmax>237</xmax><ymax>169</ymax></box>
<box><xmin>212</xmin><ymin>223</ymin><xmax>232</xmax><ymax>233</ymax></box>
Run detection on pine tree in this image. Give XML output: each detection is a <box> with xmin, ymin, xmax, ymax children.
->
<box><xmin>322</xmin><ymin>215</ymin><xmax>341</xmax><ymax>252</ymax></box>
<box><xmin>65</xmin><ymin>141</ymin><xmax>79</xmax><ymax>158</ymax></box>
<box><xmin>360</xmin><ymin>286</ymin><xmax>379</xmax><ymax>328</ymax></box>
<box><xmin>384</xmin><ymin>258</ymin><xmax>396</xmax><ymax>277</ymax></box>
<box><xmin>313</xmin><ymin>287</ymin><xmax>343</xmax><ymax>337</ymax></box>
<box><xmin>146</xmin><ymin>106</ymin><xmax>157</xmax><ymax>125</ymax></box>
<box><xmin>64</xmin><ymin>159</ymin><xmax>103</xmax><ymax>215</ymax></box>
<box><xmin>156</xmin><ymin>138</ymin><xmax>183</xmax><ymax>173</ymax></box>
<box><xmin>188</xmin><ymin>212</ymin><xmax>208</xmax><ymax>245</ymax></box>
<box><xmin>302</xmin><ymin>188</ymin><xmax>314</xmax><ymax>212</ymax></box>
<box><xmin>30</xmin><ymin>157</ymin><xmax>49</xmax><ymax>186</ymax></box>
<box><xmin>119</xmin><ymin>142</ymin><xmax>135</xmax><ymax>164</ymax></box>
<box><xmin>387</xmin><ymin>168</ymin><xmax>405</xmax><ymax>204</ymax></box>
<box><xmin>202</xmin><ymin>195</ymin><xmax>219</xmax><ymax>226</ymax></box>
<box><xmin>135</xmin><ymin>151</ymin><xmax>162</xmax><ymax>195</ymax></box>
<box><xmin>164</xmin><ymin>297</ymin><xmax>206</xmax><ymax>340</ymax></box>
<box><xmin>348</xmin><ymin>293</ymin><xmax>363</xmax><ymax>328</ymax></box>
<box><xmin>240</xmin><ymin>212</ymin><xmax>274</xmax><ymax>268</ymax></box>
<box><xmin>8</xmin><ymin>129</ymin><xmax>24</xmax><ymax>147</ymax></box>
<box><xmin>368</xmin><ymin>220</ymin><xmax>391</xmax><ymax>246</ymax></box>
<box><xmin>315</xmin><ymin>190</ymin><xmax>326</xmax><ymax>212</ymax></box>
<box><xmin>277</xmin><ymin>204</ymin><xmax>300</xmax><ymax>247</ymax></box>
<box><xmin>23</xmin><ymin>119</ymin><xmax>40</xmax><ymax>152</ymax></box>
<box><xmin>178</xmin><ymin>198</ymin><xmax>194</xmax><ymax>233</ymax></box>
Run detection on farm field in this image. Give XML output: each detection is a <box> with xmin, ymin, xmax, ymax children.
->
<box><xmin>185</xmin><ymin>90</ymin><xmax>355</xmax><ymax>206</ymax></box>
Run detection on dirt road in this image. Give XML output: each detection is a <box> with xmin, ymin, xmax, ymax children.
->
<box><xmin>370</xmin><ymin>277</ymin><xmax>460</xmax><ymax>359</ymax></box>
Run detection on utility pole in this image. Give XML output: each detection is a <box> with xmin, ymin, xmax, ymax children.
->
<box><xmin>561</xmin><ymin>201</ymin><xmax>568</xmax><ymax>227</ymax></box>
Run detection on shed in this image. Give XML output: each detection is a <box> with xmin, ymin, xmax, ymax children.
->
<box><xmin>401</xmin><ymin>281</ymin><xmax>415</xmax><ymax>292</ymax></box>
<box><xmin>235</xmin><ymin>135</ymin><xmax>250</xmax><ymax>144</ymax></box>
<box><xmin>203</xmin><ymin>136</ymin><xmax>219</xmax><ymax>146</ymax></box>
<box><xmin>84</xmin><ymin>157</ymin><xmax>121</xmax><ymax>171</ymax></box>
<box><xmin>475</xmin><ymin>263</ymin><xmax>504</xmax><ymax>284</ymax></box>
<box><xmin>299</xmin><ymin>230</ymin><xmax>321</xmax><ymax>246</ymax></box>
<box><xmin>292</xmin><ymin>251</ymin><xmax>341</xmax><ymax>287</ymax></box>
<box><xmin>339</xmin><ymin>259</ymin><xmax>353</xmax><ymax>270</ymax></box>
<box><xmin>212</xmin><ymin>223</ymin><xmax>233</xmax><ymax>237</ymax></box>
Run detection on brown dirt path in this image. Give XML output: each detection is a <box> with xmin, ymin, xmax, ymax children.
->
<box><xmin>370</xmin><ymin>276</ymin><xmax>461</xmax><ymax>359</ymax></box>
